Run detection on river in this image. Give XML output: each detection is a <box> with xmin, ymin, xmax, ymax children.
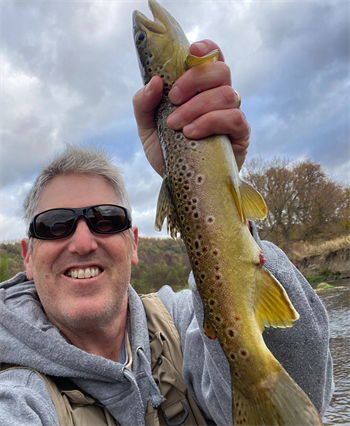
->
<box><xmin>318</xmin><ymin>277</ymin><xmax>350</xmax><ymax>426</ymax></box>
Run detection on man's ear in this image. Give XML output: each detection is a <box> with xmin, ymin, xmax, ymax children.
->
<box><xmin>21</xmin><ymin>238</ymin><xmax>34</xmax><ymax>280</ymax></box>
<box><xmin>130</xmin><ymin>226</ymin><xmax>139</xmax><ymax>266</ymax></box>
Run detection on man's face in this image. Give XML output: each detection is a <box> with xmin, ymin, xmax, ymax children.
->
<box><xmin>21</xmin><ymin>173</ymin><xmax>138</xmax><ymax>334</ymax></box>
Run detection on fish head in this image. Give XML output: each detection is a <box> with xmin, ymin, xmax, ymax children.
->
<box><xmin>133</xmin><ymin>0</ymin><xmax>190</xmax><ymax>88</ymax></box>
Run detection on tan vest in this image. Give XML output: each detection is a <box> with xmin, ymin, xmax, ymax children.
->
<box><xmin>1</xmin><ymin>294</ymin><xmax>210</xmax><ymax>426</ymax></box>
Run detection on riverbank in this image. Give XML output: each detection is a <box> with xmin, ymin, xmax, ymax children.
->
<box><xmin>293</xmin><ymin>245</ymin><xmax>350</xmax><ymax>285</ymax></box>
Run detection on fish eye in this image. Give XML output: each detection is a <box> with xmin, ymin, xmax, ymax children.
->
<box><xmin>136</xmin><ymin>31</ymin><xmax>146</xmax><ymax>44</ymax></box>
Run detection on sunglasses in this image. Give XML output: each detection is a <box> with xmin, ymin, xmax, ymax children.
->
<box><xmin>28</xmin><ymin>204</ymin><xmax>132</xmax><ymax>240</ymax></box>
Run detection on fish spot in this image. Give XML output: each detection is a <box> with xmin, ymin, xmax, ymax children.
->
<box><xmin>184</xmin><ymin>185</ymin><xmax>190</xmax><ymax>191</ymax></box>
<box><xmin>207</xmin><ymin>216</ymin><xmax>215</xmax><ymax>224</ymax></box>
<box><xmin>227</xmin><ymin>329</ymin><xmax>235</xmax><ymax>337</ymax></box>
<box><xmin>215</xmin><ymin>266</ymin><xmax>220</xmax><ymax>270</ymax></box>
<box><xmin>195</xmin><ymin>241</ymin><xmax>199</xmax><ymax>249</ymax></box>
<box><xmin>209</xmin><ymin>299</ymin><xmax>216</xmax><ymax>305</ymax></box>
<box><xmin>186</xmin><ymin>226</ymin><xmax>191</xmax><ymax>231</ymax></box>
<box><xmin>215</xmin><ymin>316</ymin><xmax>221</xmax><ymax>322</ymax></box>
<box><xmin>213</xmin><ymin>250</ymin><xmax>219</xmax><ymax>256</ymax></box>
<box><xmin>194</xmin><ymin>260</ymin><xmax>199</xmax><ymax>266</ymax></box>
<box><xmin>192</xmin><ymin>198</ymin><xmax>198</xmax><ymax>203</ymax></box>
<box><xmin>191</xmin><ymin>142</ymin><xmax>197</xmax><ymax>147</ymax></box>
<box><xmin>235</xmin><ymin>316</ymin><xmax>240</xmax><ymax>321</ymax></box>
<box><xmin>240</xmin><ymin>350</ymin><xmax>248</xmax><ymax>357</ymax></box>
<box><xmin>215</xmin><ymin>274</ymin><xmax>220</xmax><ymax>280</ymax></box>
<box><xmin>196</xmin><ymin>175</ymin><xmax>204</xmax><ymax>184</ymax></box>
<box><xmin>193</xmin><ymin>212</ymin><xmax>199</xmax><ymax>219</ymax></box>
<box><xmin>202</xmin><ymin>247</ymin><xmax>207</xmax><ymax>253</ymax></box>
<box><xmin>182</xmin><ymin>165</ymin><xmax>187</xmax><ymax>170</ymax></box>
<box><xmin>230</xmin><ymin>354</ymin><xmax>236</xmax><ymax>360</ymax></box>
<box><xmin>200</xmin><ymin>273</ymin><xmax>205</xmax><ymax>279</ymax></box>
<box><xmin>186</xmin><ymin>172</ymin><xmax>192</xmax><ymax>177</ymax></box>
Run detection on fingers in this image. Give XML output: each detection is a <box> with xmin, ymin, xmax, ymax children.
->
<box><xmin>181</xmin><ymin>108</ymin><xmax>249</xmax><ymax>141</ymax></box>
<box><xmin>190</xmin><ymin>39</ymin><xmax>225</xmax><ymax>62</ymax></box>
<box><xmin>169</xmin><ymin>61</ymin><xmax>231</xmax><ymax>105</ymax></box>
<box><xmin>132</xmin><ymin>76</ymin><xmax>165</xmax><ymax>176</ymax></box>
<box><xmin>132</xmin><ymin>76</ymin><xmax>163</xmax><ymax>137</ymax></box>
<box><xmin>167</xmin><ymin>85</ymin><xmax>241</xmax><ymax>130</ymax></box>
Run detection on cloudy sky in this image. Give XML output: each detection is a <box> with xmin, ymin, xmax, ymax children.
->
<box><xmin>1</xmin><ymin>0</ymin><xmax>349</xmax><ymax>242</ymax></box>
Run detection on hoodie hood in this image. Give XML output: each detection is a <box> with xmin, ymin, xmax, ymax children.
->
<box><xmin>0</xmin><ymin>272</ymin><xmax>164</xmax><ymax>426</ymax></box>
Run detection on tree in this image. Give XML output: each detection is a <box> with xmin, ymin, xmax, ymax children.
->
<box><xmin>0</xmin><ymin>251</ymin><xmax>10</xmax><ymax>282</ymax></box>
<box><xmin>241</xmin><ymin>157</ymin><xmax>349</xmax><ymax>254</ymax></box>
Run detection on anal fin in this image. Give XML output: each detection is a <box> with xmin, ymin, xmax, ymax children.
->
<box><xmin>155</xmin><ymin>177</ymin><xmax>182</xmax><ymax>239</ymax></box>
<box><xmin>203</xmin><ymin>310</ymin><xmax>217</xmax><ymax>340</ymax></box>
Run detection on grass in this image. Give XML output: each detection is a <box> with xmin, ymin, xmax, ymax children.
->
<box><xmin>292</xmin><ymin>235</ymin><xmax>350</xmax><ymax>260</ymax></box>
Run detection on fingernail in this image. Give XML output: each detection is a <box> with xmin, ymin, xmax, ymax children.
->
<box><xmin>192</xmin><ymin>42</ymin><xmax>207</xmax><ymax>54</ymax></box>
<box><xmin>169</xmin><ymin>85</ymin><xmax>181</xmax><ymax>104</ymax></box>
<box><xmin>167</xmin><ymin>112</ymin><xmax>181</xmax><ymax>129</ymax></box>
<box><xmin>183</xmin><ymin>123</ymin><xmax>196</xmax><ymax>137</ymax></box>
<box><xmin>145</xmin><ymin>80</ymin><xmax>152</xmax><ymax>93</ymax></box>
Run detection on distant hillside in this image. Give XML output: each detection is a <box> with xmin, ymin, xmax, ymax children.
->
<box><xmin>0</xmin><ymin>238</ymin><xmax>191</xmax><ymax>293</ymax></box>
<box><xmin>1</xmin><ymin>236</ymin><xmax>349</xmax><ymax>290</ymax></box>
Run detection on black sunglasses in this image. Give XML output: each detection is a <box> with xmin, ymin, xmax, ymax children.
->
<box><xmin>28</xmin><ymin>204</ymin><xmax>132</xmax><ymax>240</ymax></box>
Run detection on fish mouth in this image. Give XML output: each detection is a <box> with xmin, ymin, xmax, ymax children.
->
<box><xmin>133</xmin><ymin>0</ymin><xmax>173</xmax><ymax>35</ymax></box>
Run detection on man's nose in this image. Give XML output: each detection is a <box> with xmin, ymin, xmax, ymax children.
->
<box><xmin>68</xmin><ymin>218</ymin><xmax>98</xmax><ymax>254</ymax></box>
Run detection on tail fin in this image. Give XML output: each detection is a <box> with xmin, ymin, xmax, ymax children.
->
<box><xmin>232</xmin><ymin>367</ymin><xmax>323</xmax><ymax>425</ymax></box>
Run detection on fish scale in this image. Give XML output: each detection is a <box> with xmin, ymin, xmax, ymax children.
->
<box><xmin>133</xmin><ymin>1</ymin><xmax>323</xmax><ymax>424</ymax></box>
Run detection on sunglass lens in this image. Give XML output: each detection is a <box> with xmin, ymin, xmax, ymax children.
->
<box><xmin>88</xmin><ymin>206</ymin><xmax>127</xmax><ymax>233</ymax></box>
<box><xmin>36</xmin><ymin>210</ymin><xmax>75</xmax><ymax>239</ymax></box>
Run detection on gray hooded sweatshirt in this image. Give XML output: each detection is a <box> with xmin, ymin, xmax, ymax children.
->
<box><xmin>0</xmin><ymin>227</ymin><xmax>334</xmax><ymax>426</ymax></box>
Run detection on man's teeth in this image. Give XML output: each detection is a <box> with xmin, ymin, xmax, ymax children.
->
<box><xmin>66</xmin><ymin>267</ymin><xmax>102</xmax><ymax>279</ymax></box>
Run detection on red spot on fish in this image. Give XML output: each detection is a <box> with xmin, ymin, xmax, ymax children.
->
<box><xmin>215</xmin><ymin>274</ymin><xmax>220</xmax><ymax>280</ymax></box>
<box><xmin>213</xmin><ymin>250</ymin><xmax>218</xmax><ymax>256</ymax></box>
<box><xmin>235</xmin><ymin>316</ymin><xmax>240</xmax><ymax>321</ymax></box>
<box><xmin>241</xmin><ymin>350</ymin><xmax>247</xmax><ymax>357</ymax></box>
<box><xmin>228</xmin><ymin>329</ymin><xmax>234</xmax><ymax>337</ymax></box>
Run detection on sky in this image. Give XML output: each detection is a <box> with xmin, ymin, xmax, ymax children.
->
<box><xmin>1</xmin><ymin>0</ymin><xmax>349</xmax><ymax>243</ymax></box>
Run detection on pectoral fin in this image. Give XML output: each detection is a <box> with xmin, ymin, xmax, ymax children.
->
<box><xmin>203</xmin><ymin>310</ymin><xmax>217</xmax><ymax>340</ymax></box>
<box><xmin>185</xmin><ymin>49</ymin><xmax>219</xmax><ymax>69</ymax></box>
<box><xmin>255</xmin><ymin>267</ymin><xmax>299</xmax><ymax>332</ymax></box>
<box><xmin>155</xmin><ymin>178</ymin><xmax>181</xmax><ymax>239</ymax></box>
<box><xmin>240</xmin><ymin>180</ymin><xmax>268</xmax><ymax>220</ymax></box>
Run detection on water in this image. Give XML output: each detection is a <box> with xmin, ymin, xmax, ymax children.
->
<box><xmin>318</xmin><ymin>278</ymin><xmax>350</xmax><ymax>425</ymax></box>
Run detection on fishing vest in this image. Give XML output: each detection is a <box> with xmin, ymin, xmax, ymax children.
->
<box><xmin>1</xmin><ymin>293</ymin><xmax>211</xmax><ymax>426</ymax></box>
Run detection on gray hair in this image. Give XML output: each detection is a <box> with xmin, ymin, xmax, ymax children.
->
<box><xmin>23</xmin><ymin>144</ymin><xmax>132</xmax><ymax>227</ymax></box>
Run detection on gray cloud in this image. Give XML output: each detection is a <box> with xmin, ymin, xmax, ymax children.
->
<box><xmin>1</xmin><ymin>0</ymin><xmax>349</xmax><ymax>242</ymax></box>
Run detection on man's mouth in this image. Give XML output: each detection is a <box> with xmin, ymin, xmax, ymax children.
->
<box><xmin>65</xmin><ymin>267</ymin><xmax>103</xmax><ymax>279</ymax></box>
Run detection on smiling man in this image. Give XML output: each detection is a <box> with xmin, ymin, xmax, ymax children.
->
<box><xmin>0</xmin><ymin>40</ymin><xmax>333</xmax><ymax>426</ymax></box>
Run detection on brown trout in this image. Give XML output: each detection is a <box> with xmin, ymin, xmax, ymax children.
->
<box><xmin>133</xmin><ymin>1</ymin><xmax>323</xmax><ymax>424</ymax></box>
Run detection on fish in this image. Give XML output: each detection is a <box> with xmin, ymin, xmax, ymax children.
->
<box><xmin>133</xmin><ymin>1</ymin><xmax>323</xmax><ymax>425</ymax></box>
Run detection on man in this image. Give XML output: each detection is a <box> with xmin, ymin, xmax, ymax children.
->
<box><xmin>0</xmin><ymin>40</ymin><xmax>333</xmax><ymax>425</ymax></box>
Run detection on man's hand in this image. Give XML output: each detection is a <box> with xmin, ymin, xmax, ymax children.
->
<box><xmin>132</xmin><ymin>39</ymin><xmax>250</xmax><ymax>177</ymax></box>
